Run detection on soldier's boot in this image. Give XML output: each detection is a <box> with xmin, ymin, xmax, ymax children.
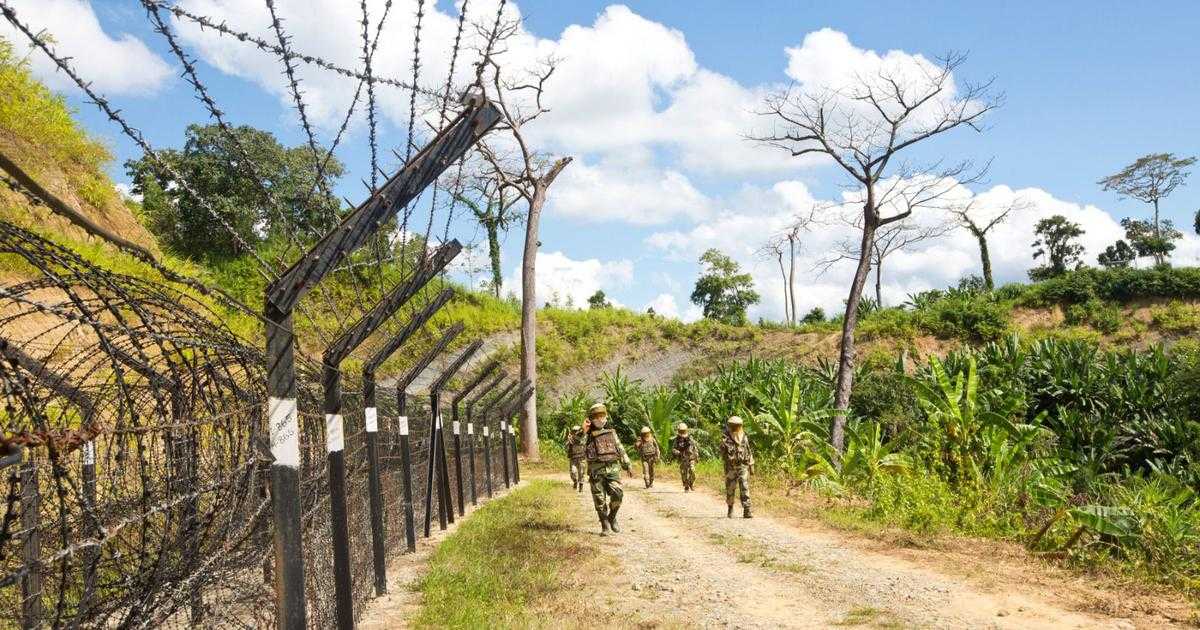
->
<box><xmin>608</xmin><ymin>504</ymin><xmax>621</xmax><ymax>533</ymax></box>
<box><xmin>598</xmin><ymin>512</ymin><xmax>610</xmax><ymax>536</ymax></box>
<box><xmin>727</xmin><ymin>504</ymin><xmax>734</xmax><ymax>519</ymax></box>
<box><xmin>743</xmin><ymin>506</ymin><xmax>753</xmax><ymax>519</ymax></box>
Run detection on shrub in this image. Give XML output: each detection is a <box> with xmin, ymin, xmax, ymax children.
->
<box><xmin>1064</xmin><ymin>298</ymin><xmax>1122</xmax><ymax>334</ymax></box>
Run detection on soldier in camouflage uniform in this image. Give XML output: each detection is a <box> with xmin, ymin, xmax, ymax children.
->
<box><xmin>634</xmin><ymin>426</ymin><xmax>661</xmax><ymax>488</ymax></box>
<box><xmin>565</xmin><ymin>425</ymin><xmax>587</xmax><ymax>492</ymax></box>
<box><xmin>584</xmin><ymin>403</ymin><xmax>631</xmax><ymax>536</ymax></box>
<box><xmin>671</xmin><ymin>421</ymin><xmax>699</xmax><ymax>492</ymax></box>
<box><xmin>719</xmin><ymin>416</ymin><xmax>754</xmax><ymax>518</ymax></box>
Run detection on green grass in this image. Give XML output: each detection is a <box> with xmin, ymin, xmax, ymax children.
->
<box><xmin>411</xmin><ymin>479</ymin><xmax>592</xmax><ymax>629</ymax></box>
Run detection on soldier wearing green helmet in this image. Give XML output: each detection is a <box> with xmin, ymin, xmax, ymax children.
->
<box><xmin>565</xmin><ymin>424</ymin><xmax>587</xmax><ymax>492</ymax></box>
<box><xmin>719</xmin><ymin>415</ymin><xmax>754</xmax><ymax>518</ymax></box>
<box><xmin>583</xmin><ymin>402</ymin><xmax>631</xmax><ymax>535</ymax></box>
<box><xmin>634</xmin><ymin>426</ymin><xmax>661</xmax><ymax>488</ymax></box>
<box><xmin>671</xmin><ymin>421</ymin><xmax>699</xmax><ymax>491</ymax></box>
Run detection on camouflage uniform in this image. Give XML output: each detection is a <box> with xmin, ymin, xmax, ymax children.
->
<box><xmin>719</xmin><ymin>428</ymin><xmax>754</xmax><ymax>517</ymax></box>
<box><xmin>586</xmin><ymin>423</ymin><xmax>631</xmax><ymax>535</ymax></box>
<box><xmin>671</xmin><ymin>434</ymin><xmax>699</xmax><ymax>491</ymax></box>
<box><xmin>635</xmin><ymin>434</ymin><xmax>661</xmax><ymax>488</ymax></box>
<box><xmin>565</xmin><ymin>429</ymin><xmax>587</xmax><ymax>492</ymax></box>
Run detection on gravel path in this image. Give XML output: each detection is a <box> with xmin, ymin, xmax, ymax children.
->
<box><xmin>552</xmin><ymin>471</ymin><xmax>1163</xmax><ymax>630</ymax></box>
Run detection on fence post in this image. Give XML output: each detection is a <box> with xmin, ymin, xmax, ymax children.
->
<box><xmin>510</xmin><ymin>419</ymin><xmax>521</xmax><ymax>484</ymax></box>
<box><xmin>264</xmin><ymin>303</ymin><xmax>305</xmax><ymax>630</ymax></box>
<box><xmin>322</xmin><ymin>365</ymin><xmax>354</xmax><ymax>630</ymax></box>
<box><xmin>79</xmin><ymin>441</ymin><xmax>99</xmax><ymax>621</ymax></box>
<box><xmin>482</xmin><ymin>424</ymin><xmax>494</xmax><ymax>499</ymax></box>
<box><xmin>466</xmin><ymin>420</ymin><xmax>477</xmax><ymax>506</ymax></box>
<box><xmin>500</xmin><ymin>417</ymin><xmax>511</xmax><ymax>489</ymax></box>
<box><xmin>363</xmin><ymin>375</ymin><xmax>387</xmax><ymax>595</ymax></box>
<box><xmin>20</xmin><ymin>456</ymin><xmax>41</xmax><ymax>630</ymax></box>
<box><xmin>397</xmin><ymin>390</ymin><xmax>416</xmax><ymax>553</ymax></box>
<box><xmin>452</xmin><ymin>416</ymin><xmax>464</xmax><ymax>516</ymax></box>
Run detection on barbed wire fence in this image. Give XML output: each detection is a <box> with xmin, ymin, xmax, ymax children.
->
<box><xmin>0</xmin><ymin>0</ymin><xmax>530</xmax><ymax>627</ymax></box>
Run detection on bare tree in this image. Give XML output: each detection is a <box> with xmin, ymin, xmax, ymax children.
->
<box><xmin>474</xmin><ymin>17</ymin><xmax>573</xmax><ymax>461</ymax></box>
<box><xmin>753</xmin><ymin>52</ymin><xmax>1000</xmax><ymax>453</ymax></box>
<box><xmin>756</xmin><ymin>236</ymin><xmax>790</xmax><ymax>323</ymax></box>
<box><xmin>947</xmin><ymin>197</ymin><xmax>1026</xmax><ymax>290</ymax></box>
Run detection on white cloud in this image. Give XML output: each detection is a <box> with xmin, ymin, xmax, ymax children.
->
<box><xmin>168</xmin><ymin>2</ymin><xmax>796</xmax><ymax>176</ymax></box>
<box><xmin>644</xmin><ymin>293</ymin><xmax>679</xmax><ymax>318</ymax></box>
<box><xmin>2</xmin><ymin>0</ymin><xmax>172</xmax><ymax>95</ymax></box>
<box><xmin>646</xmin><ymin>178</ymin><xmax>1200</xmax><ymax>322</ymax></box>
<box><xmin>550</xmin><ymin>155</ymin><xmax>711</xmax><ymax>225</ymax></box>
<box><xmin>505</xmin><ymin>250</ymin><xmax>633</xmax><ymax>309</ymax></box>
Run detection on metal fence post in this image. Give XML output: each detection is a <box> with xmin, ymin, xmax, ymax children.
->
<box><xmin>20</xmin><ymin>456</ymin><xmax>41</xmax><ymax>629</ymax></box>
<box><xmin>322</xmin><ymin>364</ymin><xmax>354</xmax><ymax>630</ymax></box>
<box><xmin>397</xmin><ymin>391</ymin><xmax>416</xmax><ymax>553</ymax></box>
<box><xmin>363</xmin><ymin>376</ymin><xmax>387</xmax><ymax>596</ymax></box>
<box><xmin>510</xmin><ymin>419</ymin><xmax>521</xmax><ymax>485</ymax></box>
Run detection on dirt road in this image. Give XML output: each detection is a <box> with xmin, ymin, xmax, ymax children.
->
<box><xmin>552</xmin><ymin>471</ymin><xmax>1182</xmax><ymax>630</ymax></box>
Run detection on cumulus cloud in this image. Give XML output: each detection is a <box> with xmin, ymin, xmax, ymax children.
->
<box><xmin>1</xmin><ymin>0</ymin><xmax>172</xmax><ymax>95</ymax></box>
<box><xmin>549</xmin><ymin>155</ymin><xmax>711</xmax><ymax>225</ymax></box>
<box><xmin>504</xmin><ymin>251</ymin><xmax>633</xmax><ymax>309</ymax></box>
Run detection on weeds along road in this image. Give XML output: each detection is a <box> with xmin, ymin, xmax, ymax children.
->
<box><xmin>546</xmin><ymin>471</ymin><xmax>1168</xmax><ymax>630</ymax></box>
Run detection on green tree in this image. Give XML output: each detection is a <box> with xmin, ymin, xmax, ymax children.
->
<box><xmin>690</xmin><ymin>249</ymin><xmax>759</xmax><ymax>325</ymax></box>
<box><xmin>1195</xmin><ymin>208</ymin><xmax>1200</xmax><ymax>235</ymax></box>
<box><xmin>125</xmin><ymin>123</ymin><xmax>343</xmax><ymax>260</ymax></box>
<box><xmin>453</xmin><ymin>177</ymin><xmax>521</xmax><ymax>299</ymax></box>
<box><xmin>1097</xmin><ymin>239</ymin><xmax>1136</xmax><ymax>269</ymax></box>
<box><xmin>587</xmin><ymin>290</ymin><xmax>611</xmax><ymax>309</ymax></box>
<box><xmin>800</xmin><ymin>306</ymin><xmax>826</xmax><ymax>324</ymax></box>
<box><xmin>1029</xmin><ymin>215</ymin><xmax>1085</xmax><ymax>281</ymax></box>
<box><xmin>1120</xmin><ymin>217</ymin><xmax>1182</xmax><ymax>266</ymax></box>
<box><xmin>1098</xmin><ymin>153</ymin><xmax>1196</xmax><ymax>265</ymax></box>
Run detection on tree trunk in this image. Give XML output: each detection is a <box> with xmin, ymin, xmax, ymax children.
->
<box><xmin>975</xmin><ymin>230</ymin><xmax>994</xmax><ymax>290</ymax></box>
<box><xmin>874</xmin><ymin>256</ymin><xmax>882</xmax><ymax>307</ymax></box>
<box><xmin>776</xmin><ymin>253</ymin><xmax>789</xmax><ymax>324</ymax></box>
<box><xmin>519</xmin><ymin>187</ymin><xmax>544</xmax><ymax>462</ymax></box>
<box><xmin>486</xmin><ymin>220</ymin><xmax>503</xmax><ymax>299</ymax></box>
<box><xmin>1153</xmin><ymin>198</ymin><xmax>1163</xmax><ymax>266</ymax></box>
<box><xmin>831</xmin><ymin>215</ymin><xmax>877</xmax><ymax>454</ymax></box>
<box><xmin>788</xmin><ymin>235</ymin><xmax>798</xmax><ymax>326</ymax></box>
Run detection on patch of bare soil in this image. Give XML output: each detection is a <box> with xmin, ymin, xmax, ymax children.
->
<box><xmin>542</xmin><ymin>470</ymin><xmax>1189</xmax><ymax>629</ymax></box>
<box><xmin>546</xmin><ymin>342</ymin><xmax>700</xmax><ymax>403</ymax></box>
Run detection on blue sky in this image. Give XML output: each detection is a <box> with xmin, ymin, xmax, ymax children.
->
<box><xmin>6</xmin><ymin>0</ymin><xmax>1199</xmax><ymax>320</ymax></box>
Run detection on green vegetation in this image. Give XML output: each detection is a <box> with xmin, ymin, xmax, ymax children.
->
<box><xmin>411</xmin><ymin>479</ymin><xmax>593</xmax><ymax>629</ymax></box>
<box><xmin>690</xmin><ymin>248</ymin><xmax>760</xmax><ymax>325</ymax></box>
<box><xmin>553</xmin><ymin>336</ymin><xmax>1200</xmax><ymax>596</ymax></box>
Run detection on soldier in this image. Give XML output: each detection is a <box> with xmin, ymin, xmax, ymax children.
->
<box><xmin>719</xmin><ymin>415</ymin><xmax>754</xmax><ymax>519</ymax></box>
<box><xmin>584</xmin><ymin>403</ymin><xmax>631</xmax><ymax>536</ymax></box>
<box><xmin>671</xmin><ymin>421</ymin><xmax>699</xmax><ymax>492</ymax></box>
<box><xmin>565</xmin><ymin>425</ymin><xmax>587</xmax><ymax>492</ymax></box>
<box><xmin>634</xmin><ymin>426</ymin><xmax>661</xmax><ymax>488</ymax></box>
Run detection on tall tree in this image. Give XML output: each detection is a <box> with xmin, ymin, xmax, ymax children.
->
<box><xmin>947</xmin><ymin>197</ymin><xmax>1026</xmax><ymax>290</ymax></box>
<box><xmin>756</xmin><ymin>237</ymin><xmax>790</xmax><ymax>323</ymax></box>
<box><xmin>1029</xmin><ymin>215</ymin><xmax>1085</xmax><ymax>280</ymax></box>
<box><xmin>1098</xmin><ymin>153</ymin><xmax>1196</xmax><ymax>265</ymax></box>
<box><xmin>453</xmin><ymin>176</ymin><xmax>521</xmax><ymax>298</ymax></box>
<box><xmin>126</xmin><ymin>123</ymin><xmax>343</xmax><ymax>260</ymax></box>
<box><xmin>753</xmin><ymin>52</ymin><xmax>998</xmax><ymax>453</ymax></box>
<box><xmin>690</xmin><ymin>249</ymin><xmax>760</xmax><ymax>325</ymax></box>
<box><xmin>475</xmin><ymin>17</ymin><xmax>572</xmax><ymax>461</ymax></box>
